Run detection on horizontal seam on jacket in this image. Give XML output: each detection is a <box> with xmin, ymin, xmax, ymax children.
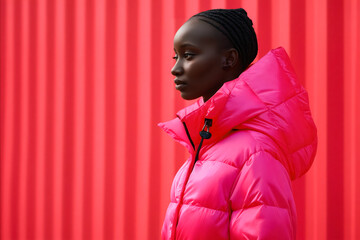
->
<box><xmin>231</xmin><ymin>203</ymin><xmax>293</xmax><ymax>227</ymax></box>
<box><xmin>233</xmin><ymin>202</ymin><xmax>291</xmax><ymax>212</ymax></box>
<box><xmin>195</xmin><ymin>158</ymin><xmax>240</xmax><ymax>170</ymax></box>
<box><xmin>196</xmin><ymin>132</ymin><xmax>269</xmax><ymax>170</ymax></box>
<box><xmin>275</xmin><ymin>88</ymin><xmax>309</xmax><ymax>118</ymax></box>
<box><xmin>181</xmin><ymin>202</ymin><xmax>229</xmax><ymax>213</ymax></box>
<box><xmin>288</xmin><ymin>135</ymin><xmax>317</xmax><ymax>155</ymax></box>
<box><xmin>231</xmin><ymin>202</ymin><xmax>293</xmax><ymax>228</ymax></box>
<box><xmin>269</xmin><ymin>89</ymin><xmax>306</xmax><ymax>111</ymax></box>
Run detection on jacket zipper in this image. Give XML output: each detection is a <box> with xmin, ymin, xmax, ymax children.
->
<box><xmin>172</xmin><ymin>118</ymin><xmax>213</xmax><ymax>239</ymax></box>
<box><xmin>182</xmin><ymin>122</ymin><xmax>195</xmax><ymax>150</ymax></box>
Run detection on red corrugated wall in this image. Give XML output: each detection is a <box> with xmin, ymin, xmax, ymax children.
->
<box><xmin>1</xmin><ymin>0</ymin><xmax>359</xmax><ymax>239</ymax></box>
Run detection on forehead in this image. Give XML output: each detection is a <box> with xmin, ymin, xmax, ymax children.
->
<box><xmin>173</xmin><ymin>18</ymin><xmax>224</xmax><ymax>49</ymax></box>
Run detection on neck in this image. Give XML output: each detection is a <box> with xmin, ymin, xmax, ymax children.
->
<box><xmin>202</xmin><ymin>71</ymin><xmax>243</xmax><ymax>103</ymax></box>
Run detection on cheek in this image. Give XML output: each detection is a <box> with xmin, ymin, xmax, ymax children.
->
<box><xmin>181</xmin><ymin>54</ymin><xmax>224</xmax><ymax>100</ymax></box>
<box><xmin>186</xmin><ymin>56</ymin><xmax>221</xmax><ymax>79</ymax></box>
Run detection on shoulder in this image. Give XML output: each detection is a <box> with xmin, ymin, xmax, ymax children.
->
<box><xmin>202</xmin><ymin>129</ymin><xmax>284</xmax><ymax>170</ymax></box>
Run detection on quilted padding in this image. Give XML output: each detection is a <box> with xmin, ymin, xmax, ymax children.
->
<box><xmin>158</xmin><ymin>47</ymin><xmax>318</xmax><ymax>240</ymax></box>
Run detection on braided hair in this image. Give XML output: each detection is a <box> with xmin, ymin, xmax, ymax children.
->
<box><xmin>189</xmin><ymin>8</ymin><xmax>258</xmax><ymax>71</ymax></box>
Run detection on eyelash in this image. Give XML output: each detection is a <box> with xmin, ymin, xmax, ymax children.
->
<box><xmin>173</xmin><ymin>53</ymin><xmax>195</xmax><ymax>60</ymax></box>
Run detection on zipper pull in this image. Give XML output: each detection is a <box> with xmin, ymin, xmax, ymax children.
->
<box><xmin>193</xmin><ymin>118</ymin><xmax>213</xmax><ymax>166</ymax></box>
<box><xmin>199</xmin><ymin>118</ymin><xmax>212</xmax><ymax>139</ymax></box>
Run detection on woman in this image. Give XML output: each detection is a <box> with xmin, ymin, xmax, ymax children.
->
<box><xmin>158</xmin><ymin>8</ymin><xmax>318</xmax><ymax>240</ymax></box>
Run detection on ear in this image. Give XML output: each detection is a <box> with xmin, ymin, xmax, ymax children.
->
<box><xmin>222</xmin><ymin>48</ymin><xmax>239</xmax><ymax>70</ymax></box>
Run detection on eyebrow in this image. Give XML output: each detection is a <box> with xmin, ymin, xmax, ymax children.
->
<box><xmin>174</xmin><ymin>43</ymin><xmax>199</xmax><ymax>51</ymax></box>
<box><xmin>180</xmin><ymin>43</ymin><xmax>198</xmax><ymax>48</ymax></box>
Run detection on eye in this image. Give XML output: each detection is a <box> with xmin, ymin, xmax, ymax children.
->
<box><xmin>172</xmin><ymin>52</ymin><xmax>196</xmax><ymax>61</ymax></box>
<box><xmin>184</xmin><ymin>52</ymin><xmax>195</xmax><ymax>59</ymax></box>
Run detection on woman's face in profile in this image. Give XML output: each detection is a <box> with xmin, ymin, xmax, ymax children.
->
<box><xmin>171</xmin><ymin>18</ymin><xmax>230</xmax><ymax>102</ymax></box>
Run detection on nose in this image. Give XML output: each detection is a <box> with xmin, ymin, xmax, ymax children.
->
<box><xmin>171</xmin><ymin>60</ymin><xmax>184</xmax><ymax>76</ymax></box>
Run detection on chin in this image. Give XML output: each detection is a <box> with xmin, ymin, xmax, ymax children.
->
<box><xmin>180</xmin><ymin>92</ymin><xmax>200</xmax><ymax>101</ymax></box>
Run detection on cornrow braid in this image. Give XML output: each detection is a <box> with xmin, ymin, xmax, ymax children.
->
<box><xmin>190</xmin><ymin>8</ymin><xmax>258</xmax><ymax>71</ymax></box>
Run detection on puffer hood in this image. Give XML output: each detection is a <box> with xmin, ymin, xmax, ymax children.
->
<box><xmin>158</xmin><ymin>47</ymin><xmax>318</xmax><ymax>180</ymax></box>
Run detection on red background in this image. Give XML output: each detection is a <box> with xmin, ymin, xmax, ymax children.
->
<box><xmin>1</xmin><ymin>0</ymin><xmax>360</xmax><ymax>239</ymax></box>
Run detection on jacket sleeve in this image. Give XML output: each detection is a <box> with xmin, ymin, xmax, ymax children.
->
<box><xmin>229</xmin><ymin>150</ymin><xmax>296</xmax><ymax>240</ymax></box>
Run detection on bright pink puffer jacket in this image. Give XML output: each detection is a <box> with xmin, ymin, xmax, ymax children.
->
<box><xmin>158</xmin><ymin>47</ymin><xmax>318</xmax><ymax>240</ymax></box>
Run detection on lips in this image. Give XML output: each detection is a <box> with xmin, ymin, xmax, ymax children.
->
<box><xmin>174</xmin><ymin>79</ymin><xmax>187</xmax><ymax>91</ymax></box>
<box><xmin>174</xmin><ymin>79</ymin><xmax>186</xmax><ymax>85</ymax></box>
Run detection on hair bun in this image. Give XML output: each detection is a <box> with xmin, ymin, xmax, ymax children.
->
<box><xmin>237</xmin><ymin>8</ymin><xmax>248</xmax><ymax>16</ymax></box>
<box><xmin>237</xmin><ymin>8</ymin><xmax>253</xmax><ymax>25</ymax></box>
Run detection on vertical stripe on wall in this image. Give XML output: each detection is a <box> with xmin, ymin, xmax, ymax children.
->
<box><xmin>124</xmin><ymin>0</ymin><xmax>138</xmax><ymax>238</ymax></box>
<box><xmin>1</xmin><ymin>0</ymin><xmax>360</xmax><ymax>240</ymax></box>
<box><xmin>289</xmin><ymin>1</ymin><xmax>306</xmax><ymax>239</ymax></box>
<box><xmin>73</xmin><ymin>0</ymin><xmax>85</xmax><ymax>239</ymax></box>
<box><xmin>136</xmin><ymin>0</ymin><xmax>151</xmax><ymax>239</ymax></box>
<box><xmin>63</xmin><ymin>0</ymin><xmax>75</xmax><ymax>238</ymax></box>
<box><xmin>104</xmin><ymin>0</ymin><xmax>116</xmax><ymax>239</ymax></box>
<box><xmin>45</xmin><ymin>0</ymin><xmax>55</xmax><ymax>239</ymax></box>
<box><xmin>149</xmin><ymin>0</ymin><xmax>163</xmax><ymax>238</ymax></box>
<box><xmin>327</xmin><ymin>0</ymin><xmax>344</xmax><ymax>239</ymax></box>
<box><xmin>343</xmin><ymin>1</ymin><xmax>360</xmax><ymax>239</ymax></box>
<box><xmin>257</xmin><ymin>0</ymin><xmax>272</xmax><ymax>58</ymax></box>
<box><xmin>83</xmin><ymin>0</ymin><xmax>94</xmax><ymax>239</ymax></box>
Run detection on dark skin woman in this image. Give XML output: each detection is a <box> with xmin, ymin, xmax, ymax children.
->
<box><xmin>159</xmin><ymin>8</ymin><xmax>318</xmax><ymax>239</ymax></box>
<box><xmin>172</xmin><ymin>17</ymin><xmax>243</xmax><ymax>102</ymax></box>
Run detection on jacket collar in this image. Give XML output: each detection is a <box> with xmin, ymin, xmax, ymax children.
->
<box><xmin>173</xmin><ymin>75</ymin><xmax>267</xmax><ymax>150</ymax></box>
